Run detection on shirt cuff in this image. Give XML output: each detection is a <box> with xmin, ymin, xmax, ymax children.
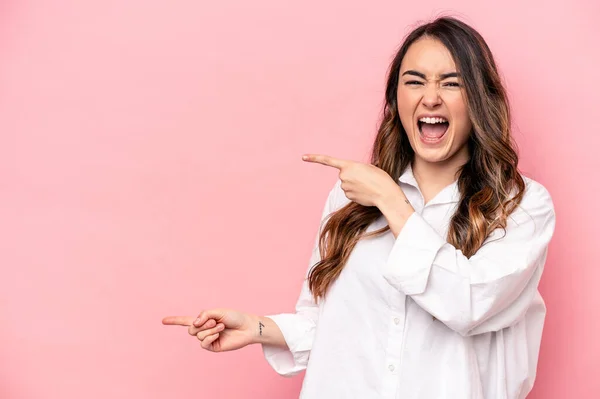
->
<box><xmin>382</xmin><ymin>212</ymin><xmax>447</xmax><ymax>295</ymax></box>
<box><xmin>260</xmin><ymin>314</ymin><xmax>312</xmax><ymax>377</ymax></box>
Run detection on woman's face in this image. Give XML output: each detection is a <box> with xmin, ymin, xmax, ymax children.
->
<box><xmin>397</xmin><ymin>36</ymin><xmax>472</xmax><ymax>166</ymax></box>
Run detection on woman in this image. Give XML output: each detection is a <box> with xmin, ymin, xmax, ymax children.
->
<box><xmin>163</xmin><ymin>16</ymin><xmax>556</xmax><ymax>398</ymax></box>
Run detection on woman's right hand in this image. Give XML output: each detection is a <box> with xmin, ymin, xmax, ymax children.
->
<box><xmin>162</xmin><ymin>309</ymin><xmax>258</xmax><ymax>352</ymax></box>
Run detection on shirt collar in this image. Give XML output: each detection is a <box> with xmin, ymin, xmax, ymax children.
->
<box><xmin>398</xmin><ymin>163</ymin><xmax>460</xmax><ymax>206</ymax></box>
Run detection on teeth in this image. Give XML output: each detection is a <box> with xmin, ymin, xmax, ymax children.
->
<box><xmin>418</xmin><ymin>117</ymin><xmax>448</xmax><ymax>124</ymax></box>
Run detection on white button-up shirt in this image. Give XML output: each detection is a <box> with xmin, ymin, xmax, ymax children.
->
<box><xmin>262</xmin><ymin>165</ymin><xmax>556</xmax><ymax>399</ymax></box>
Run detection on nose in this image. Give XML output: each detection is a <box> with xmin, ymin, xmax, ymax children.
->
<box><xmin>421</xmin><ymin>82</ymin><xmax>442</xmax><ymax>108</ymax></box>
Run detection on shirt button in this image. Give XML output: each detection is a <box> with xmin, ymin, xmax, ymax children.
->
<box><xmin>388</xmin><ymin>364</ymin><xmax>395</xmax><ymax>372</ymax></box>
<box><xmin>394</xmin><ymin>317</ymin><xmax>400</xmax><ymax>325</ymax></box>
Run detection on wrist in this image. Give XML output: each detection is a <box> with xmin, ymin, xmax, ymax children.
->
<box><xmin>378</xmin><ymin>185</ymin><xmax>414</xmax><ymax>238</ymax></box>
<box><xmin>248</xmin><ymin>314</ymin><xmax>270</xmax><ymax>345</ymax></box>
<box><xmin>377</xmin><ymin>185</ymin><xmax>409</xmax><ymax>214</ymax></box>
<box><xmin>246</xmin><ymin>314</ymin><xmax>262</xmax><ymax>344</ymax></box>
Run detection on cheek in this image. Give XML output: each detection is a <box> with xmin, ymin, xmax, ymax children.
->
<box><xmin>396</xmin><ymin>89</ymin><xmax>417</xmax><ymax>129</ymax></box>
<box><xmin>448</xmin><ymin>97</ymin><xmax>472</xmax><ymax>139</ymax></box>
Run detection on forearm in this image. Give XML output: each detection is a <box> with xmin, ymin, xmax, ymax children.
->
<box><xmin>250</xmin><ymin>314</ymin><xmax>289</xmax><ymax>349</ymax></box>
<box><xmin>380</xmin><ymin>190</ymin><xmax>556</xmax><ymax>335</ymax></box>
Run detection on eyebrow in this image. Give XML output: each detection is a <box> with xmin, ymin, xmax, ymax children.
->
<box><xmin>401</xmin><ymin>70</ymin><xmax>461</xmax><ymax>80</ymax></box>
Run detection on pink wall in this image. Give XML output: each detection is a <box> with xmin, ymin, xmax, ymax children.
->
<box><xmin>1</xmin><ymin>1</ymin><xmax>598</xmax><ymax>398</ymax></box>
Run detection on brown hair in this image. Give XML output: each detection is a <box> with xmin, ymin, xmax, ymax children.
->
<box><xmin>307</xmin><ymin>16</ymin><xmax>525</xmax><ymax>302</ymax></box>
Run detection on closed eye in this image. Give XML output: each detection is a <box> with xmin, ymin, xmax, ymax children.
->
<box><xmin>405</xmin><ymin>81</ymin><xmax>460</xmax><ymax>87</ymax></box>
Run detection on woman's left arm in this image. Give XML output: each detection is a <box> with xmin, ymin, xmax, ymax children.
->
<box><xmin>300</xmin><ymin>154</ymin><xmax>556</xmax><ymax>337</ymax></box>
<box><xmin>379</xmin><ymin>181</ymin><xmax>556</xmax><ymax>336</ymax></box>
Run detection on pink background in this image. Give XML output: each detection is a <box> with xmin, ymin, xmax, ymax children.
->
<box><xmin>1</xmin><ymin>1</ymin><xmax>598</xmax><ymax>398</ymax></box>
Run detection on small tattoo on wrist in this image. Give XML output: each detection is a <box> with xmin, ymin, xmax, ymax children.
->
<box><xmin>259</xmin><ymin>321</ymin><xmax>265</xmax><ymax>336</ymax></box>
<box><xmin>404</xmin><ymin>199</ymin><xmax>410</xmax><ymax>205</ymax></box>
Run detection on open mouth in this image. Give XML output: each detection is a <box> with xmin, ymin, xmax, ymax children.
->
<box><xmin>417</xmin><ymin>118</ymin><xmax>449</xmax><ymax>143</ymax></box>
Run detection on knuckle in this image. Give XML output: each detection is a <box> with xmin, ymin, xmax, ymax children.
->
<box><xmin>196</xmin><ymin>326</ymin><xmax>216</xmax><ymax>341</ymax></box>
<box><xmin>201</xmin><ymin>336</ymin><xmax>213</xmax><ymax>350</ymax></box>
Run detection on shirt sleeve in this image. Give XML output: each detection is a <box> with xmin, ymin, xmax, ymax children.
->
<box><xmin>261</xmin><ymin>180</ymin><xmax>341</xmax><ymax>376</ymax></box>
<box><xmin>382</xmin><ymin>180</ymin><xmax>556</xmax><ymax>336</ymax></box>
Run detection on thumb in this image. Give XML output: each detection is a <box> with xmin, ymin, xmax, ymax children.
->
<box><xmin>193</xmin><ymin>309</ymin><xmax>226</xmax><ymax>328</ymax></box>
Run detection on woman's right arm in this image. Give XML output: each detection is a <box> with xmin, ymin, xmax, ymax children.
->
<box><xmin>181</xmin><ymin>310</ymin><xmax>289</xmax><ymax>351</ymax></box>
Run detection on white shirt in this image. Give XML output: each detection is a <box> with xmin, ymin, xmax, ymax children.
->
<box><xmin>261</xmin><ymin>164</ymin><xmax>556</xmax><ymax>399</ymax></box>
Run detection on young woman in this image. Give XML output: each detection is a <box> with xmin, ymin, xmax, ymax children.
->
<box><xmin>163</xmin><ymin>16</ymin><xmax>556</xmax><ymax>399</ymax></box>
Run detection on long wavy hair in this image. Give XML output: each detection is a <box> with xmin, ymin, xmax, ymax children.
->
<box><xmin>307</xmin><ymin>16</ymin><xmax>526</xmax><ymax>302</ymax></box>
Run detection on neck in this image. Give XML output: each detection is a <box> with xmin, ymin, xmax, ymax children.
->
<box><xmin>412</xmin><ymin>152</ymin><xmax>469</xmax><ymax>192</ymax></box>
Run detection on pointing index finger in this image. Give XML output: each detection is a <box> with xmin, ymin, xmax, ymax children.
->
<box><xmin>302</xmin><ymin>154</ymin><xmax>345</xmax><ymax>169</ymax></box>
<box><xmin>162</xmin><ymin>316</ymin><xmax>195</xmax><ymax>326</ymax></box>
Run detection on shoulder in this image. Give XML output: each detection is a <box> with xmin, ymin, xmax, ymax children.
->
<box><xmin>512</xmin><ymin>175</ymin><xmax>556</xmax><ymax>233</ymax></box>
<box><xmin>520</xmin><ymin>175</ymin><xmax>555</xmax><ymax>215</ymax></box>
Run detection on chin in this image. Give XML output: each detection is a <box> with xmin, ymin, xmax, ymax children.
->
<box><xmin>415</xmin><ymin>152</ymin><xmax>451</xmax><ymax>164</ymax></box>
<box><xmin>412</xmin><ymin>138</ymin><xmax>454</xmax><ymax>163</ymax></box>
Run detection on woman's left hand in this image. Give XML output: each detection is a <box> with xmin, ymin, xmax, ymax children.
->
<box><xmin>302</xmin><ymin>154</ymin><xmax>403</xmax><ymax>208</ymax></box>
